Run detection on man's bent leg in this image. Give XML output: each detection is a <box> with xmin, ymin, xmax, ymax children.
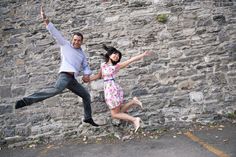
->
<box><xmin>67</xmin><ymin>79</ymin><xmax>99</xmax><ymax>127</ymax></box>
<box><xmin>16</xmin><ymin>73</ymin><xmax>72</xmax><ymax>109</ymax></box>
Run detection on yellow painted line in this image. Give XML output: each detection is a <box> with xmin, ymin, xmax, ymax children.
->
<box><xmin>184</xmin><ymin>131</ymin><xmax>230</xmax><ymax>157</ymax></box>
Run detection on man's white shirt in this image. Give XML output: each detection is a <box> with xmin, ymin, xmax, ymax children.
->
<box><xmin>47</xmin><ymin>22</ymin><xmax>91</xmax><ymax>77</ymax></box>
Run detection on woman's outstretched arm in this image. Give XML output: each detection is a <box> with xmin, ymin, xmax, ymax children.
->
<box><xmin>119</xmin><ymin>51</ymin><xmax>150</xmax><ymax>69</ymax></box>
<box><xmin>90</xmin><ymin>69</ymin><xmax>102</xmax><ymax>82</ymax></box>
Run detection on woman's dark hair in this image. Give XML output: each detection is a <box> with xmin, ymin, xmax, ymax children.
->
<box><xmin>73</xmin><ymin>32</ymin><xmax>83</xmax><ymax>41</ymax></box>
<box><xmin>101</xmin><ymin>44</ymin><xmax>122</xmax><ymax>65</ymax></box>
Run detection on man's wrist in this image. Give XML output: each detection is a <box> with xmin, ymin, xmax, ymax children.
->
<box><xmin>43</xmin><ymin>16</ymin><xmax>48</xmax><ymax>20</ymax></box>
<box><xmin>42</xmin><ymin>13</ymin><xmax>46</xmax><ymax>19</ymax></box>
<box><xmin>44</xmin><ymin>18</ymin><xmax>49</xmax><ymax>22</ymax></box>
<box><xmin>42</xmin><ymin>17</ymin><xmax>49</xmax><ymax>25</ymax></box>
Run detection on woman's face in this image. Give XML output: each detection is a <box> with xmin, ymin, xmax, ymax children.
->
<box><xmin>109</xmin><ymin>52</ymin><xmax>120</xmax><ymax>62</ymax></box>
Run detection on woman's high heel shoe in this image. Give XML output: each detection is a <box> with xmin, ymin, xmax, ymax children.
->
<box><xmin>134</xmin><ymin>117</ymin><xmax>141</xmax><ymax>133</ymax></box>
<box><xmin>133</xmin><ymin>97</ymin><xmax>143</xmax><ymax>109</ymax></box>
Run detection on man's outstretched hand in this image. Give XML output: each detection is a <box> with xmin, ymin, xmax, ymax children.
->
<box><xmin>41</xmin><ymin>6</ymin><xmax>46</xmax><ymax>19</ymax></box>
<box><xmin>40</xmin><ymin>6</ymin><xmax>49</xmax><ymax>25</ymax></box>
<box><xmin>82</xmin><ymin>75</ymin><xmax>90</xmax><ymax>83</ymax></box>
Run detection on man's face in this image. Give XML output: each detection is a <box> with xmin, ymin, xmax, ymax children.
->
<box><xmin>72</xmin><ymin>35</ymin><xmax>83</xmax><ymax>48</ymax></box>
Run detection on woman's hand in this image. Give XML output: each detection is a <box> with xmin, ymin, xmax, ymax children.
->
<box><xmin>142</xmin><ymin>51</ymin><xmax>151</xmax><ymax>57</ymax></box>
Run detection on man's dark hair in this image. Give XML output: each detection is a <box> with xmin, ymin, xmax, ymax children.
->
<box><xmin>73</xmin><ymin>32</ymin><xmax>83</xmax><ymax>41</ymax></box>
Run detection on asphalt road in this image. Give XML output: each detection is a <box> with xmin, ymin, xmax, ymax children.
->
<box><xmin>1</xmin><ymin>123</ymin><xmax>235</xmax><ymax>157</ymax></box>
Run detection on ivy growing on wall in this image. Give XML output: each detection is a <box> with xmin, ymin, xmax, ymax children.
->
<box><xmin>156</xmin><ymin>14</ymin><xmax>168</xmax><ymax>23</ymax></box>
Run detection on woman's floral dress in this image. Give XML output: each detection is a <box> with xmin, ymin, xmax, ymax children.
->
<box><xmin>101</xmin><ymin>62</ymin><xmax>124</xmax><ymax>109</ymax></box>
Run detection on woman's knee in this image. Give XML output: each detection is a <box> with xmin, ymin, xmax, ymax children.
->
<box><xmin>111</xmin><ymin>112</ymin><xmax>117</xmax><ymax>119</ymax></box>
<box><xmin>110</xmin><ymin>108</ymin><xmax>119</xmax><ymax>119</ymax></box>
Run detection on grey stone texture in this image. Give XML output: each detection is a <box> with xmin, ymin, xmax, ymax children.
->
<box><xmin>0</xmin><ymin>0</ymin><xmax>236</xmax><ymax>147</ymax></box>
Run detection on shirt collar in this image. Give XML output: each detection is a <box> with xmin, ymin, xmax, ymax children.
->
<box><xmin>70</xmin><ymin>44</ymin><xmax>83</xmax><ymax>51</ymax></box>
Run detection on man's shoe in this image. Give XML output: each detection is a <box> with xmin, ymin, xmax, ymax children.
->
<box><xmin>15</xmin><ymin>100</ymin><xmax>27</xmax><ymax>109</ymax></box>
<box><xmin>83</xmin><ymin>118</ymin><xmax>99</xmax><ymax>127</ymax></box>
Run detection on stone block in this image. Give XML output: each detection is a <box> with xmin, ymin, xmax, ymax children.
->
<box><xmin>189</xmin><ymin>91</ymin><xmax>204</xmax><ymax>103</ymax></box>
<box><xmin>105</xmin><ymin>15</ymin><xmax>120</xmax><ymax>23</ymax></box>
<box><xmin>3</xmin><ymin>126</ymin><xmax>15</xmax><ymax>137</ymax></box>
<box><xmin>229</xmin><ymin>63</ymin><xmax>236</xmax><ymax>71</ymax></box>
<box><xmin>0</xmin><ymin>85</ymin><xmax>12</xmax><ymax>98</ymax></box>
<box><xmin>228</xmin><ymin>77</ymin><xmax>236</xmax><ymax>85</ymax></box>
<box><xmin>156</xmin><ymin>86</ymin><xmax>176</xmax><ymax>93</ymax></box>
<box><xmin>208</xmin><ymin>73</ymin><xmax>227</xmax><ymax>85</ymax></box>
<box><xmin>131</xmin><ymin>88</ymin><xmax>148</xmax><ymax>96</ymax></box>
<box><xmin>15</xmin><ymin>125</ymin><xmax>30</xmax><ymax>137</ymax></box>
<box><xmin>178</xmin><ymin>79</ymin><xmax>195</xmax><ymax>90</ymax></box>
<box><xmin>0</xmin><ymin>105</ymin><xmax>12</xmax><ymax>115</ymax></box>
<box><xmin>197</xmin><ymin>17</ymin><xmax>212</xmax><ymax>27</ymax></box>
<box><xmin>168</xmin><ymin>40</ymin><xmax>190</xmax><ymax>48</ymax></box>
<box><xmin>44</xmin><ymin>97</ymin><xmax>60</xmax><ymax>106</ymax></box>
<box><xmin>11</xmin><ymin>87</ymin><xmax>26</xmax><ymax>97</ymax></box>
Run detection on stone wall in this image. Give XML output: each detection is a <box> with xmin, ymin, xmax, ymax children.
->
<box><xmin>0</xmin><ymin>0</ymin><xmax>236</xmax><ymax>147</ymax></box>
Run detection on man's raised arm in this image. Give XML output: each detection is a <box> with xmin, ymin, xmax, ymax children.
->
<box><xmin>40</xmin><ymin>6</ymin><xmax>67</xmax><ymax>46</ymax></box>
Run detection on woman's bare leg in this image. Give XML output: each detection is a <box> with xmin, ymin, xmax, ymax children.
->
<box><xmin>111</xmin><ymin>107</ymin><xmax>135</xmax><ymax>122</ymax></box>
<box><xmin>120</xmin><ymin>97</ymin><xmax>143</xmax><ymax>113</ymax></box>
<box><xmin>133</xmin><ymin>97</ymin><xmax>143</xmax><ymax>109</ymax></box>
<box><xmin>111</xmin><ymin>106</ymin><xmax>141</xmax><ymax>132</ymax></box>
<box><xmin>120</xmin><ymin>100</ymin><xmax>134</xmax><ymax>113</ymax></box>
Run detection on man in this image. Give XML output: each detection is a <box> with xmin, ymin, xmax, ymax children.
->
<box><xmin>15</xmin><ymin>6</ymin><xmax>99</xmax><ymax>127</ymax></box>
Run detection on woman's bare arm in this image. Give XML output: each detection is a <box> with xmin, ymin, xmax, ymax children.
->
<box><xmin>90</xmin><ymin>70</ymin><xmax>102</xmax><ymax>81</ymax></box>
<box><xmin>119</xmin><ymin>51</ymin><xmax>150</xmax><ymax>69</ymax></box>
